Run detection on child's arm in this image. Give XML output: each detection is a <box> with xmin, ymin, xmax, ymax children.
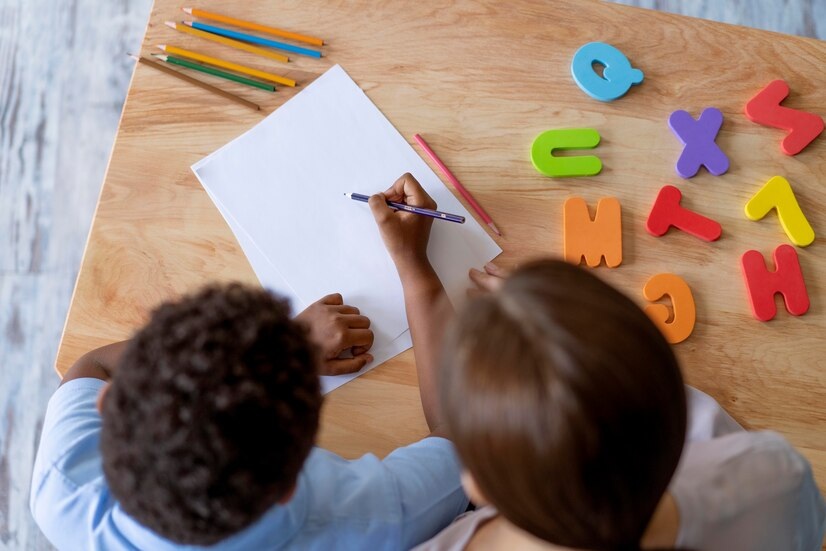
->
<box><xmin>61</xmin><ymin>340</ymin><xmax>130</xmax><ymax>385</ymax></box>
<box><xmin>61</xmin><ymin>294</ymin><xmax>374</xmax><ymax>384</ymax></box>
<box><xmin>369</xmin><ymin>173</ymin><xmax>449</xmax><ymax>433</ymax></box>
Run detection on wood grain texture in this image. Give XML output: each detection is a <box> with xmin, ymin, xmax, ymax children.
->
<box><xmin>1</xmin><ymin>0</ymin><xmax>823</xmax><ymax>549</ymax></box>
<box><xmin>53</xmin><ymin>0</ymin><xmax>826</xmax><ymax>500</ymax></box>
<box><xmin>0</xmin><ymin>0</ymin><xmax>151</xmax><ymax>548</ymax></box>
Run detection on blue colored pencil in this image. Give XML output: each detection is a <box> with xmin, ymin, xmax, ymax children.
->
<box><xmin>189</xmin><ymin>21</ymin><xmax>323</xmax><ymax>58</ymax></box>
<box><xmin>345</xmin><ymin>193</ymin><xmax>466</xmax><ymax>224</ymax></box>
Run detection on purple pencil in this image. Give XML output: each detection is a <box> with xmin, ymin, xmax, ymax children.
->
<box><xmin>345</xmin><ymin>193</ymin><xmax>465</xmax><ymax>224</ymax></box>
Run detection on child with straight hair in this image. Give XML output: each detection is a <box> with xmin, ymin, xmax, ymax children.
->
<box><xmin>367</xmin><ymin>174</ymin><xmax>826</xmax><ymax>551</ymax></box>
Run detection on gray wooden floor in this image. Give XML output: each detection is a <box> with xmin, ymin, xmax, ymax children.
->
<box><xmin>0</xmin><ymin>0</ymin><xmax>152</xmax><ymax>548</ymax></box>
<box><xmin>0</xmin><ymin>1</ymin><xmax>822</xmax><ymax>549</ymax></box>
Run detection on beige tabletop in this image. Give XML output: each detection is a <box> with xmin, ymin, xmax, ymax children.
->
<box><xmin>56</xmin><ymin>0</ymin><xmax>825</xmax><ymax>496</ymax></box>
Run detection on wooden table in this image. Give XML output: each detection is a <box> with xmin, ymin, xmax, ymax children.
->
<box><xmin>56</xmin><ymin>0</ymin><xmax>826</xmax><ymax>496</ymax></box>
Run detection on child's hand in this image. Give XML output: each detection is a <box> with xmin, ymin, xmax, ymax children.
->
<box><xmin>369</xmin><ymin>173</ymin><xmax>436</xmax><ymax>274</ymax></box>
<box><xmin>295</xmin><ymin>294</ymin><xmax>374</xmax><ymax>375</ymax></box>
<box><xmin>468</xmin><ymin>262</ymin><xmax>509</xmax><ymax>294</ymax></box>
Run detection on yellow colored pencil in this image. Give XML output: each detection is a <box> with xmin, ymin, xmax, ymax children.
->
<box><xmin>158</xmin><ymin>45</ymin><xmax>296</xmax><ymax>87</ymax></box>
<box><xmin>182</xmin><ymin>7</ymin><xmax>324</xmax><ymax>46</ymax></box>
<box><xmin>164</xmin><ymin>21</ymin><xmax>289</xmax><ymax>63</ymax></box>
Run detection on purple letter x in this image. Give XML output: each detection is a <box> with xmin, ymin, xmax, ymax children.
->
<box><xmin>668</xmin><ymin>107</ymin><xmax>729</xmax><ymax>179</ymax></box>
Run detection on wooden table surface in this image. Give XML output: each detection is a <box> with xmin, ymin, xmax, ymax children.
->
<box><xmin>56</xmin><ymin>0</ymin><xmax>826</xmax><ymax>495</ymax></box>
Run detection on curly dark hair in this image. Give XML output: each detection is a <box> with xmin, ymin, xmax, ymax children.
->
<box><xmin>100</xmin><ymin>283</ymin><xmax>322</xmax><ymax>545</ymax></box>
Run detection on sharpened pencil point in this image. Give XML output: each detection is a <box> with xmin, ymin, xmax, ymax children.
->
<box><xmin>182</xmin><ymin>7</ymin><xmax>193</xmax><ymax>15</ymax></box>
<box><xmin>164</xmin><ymin>21</ymin><xmax>176</xmax><ymax>29</ymax></box>
<box><xmin>488</xmin><ymin>222</ymin><xmax>502</xmax><ymax>237</ymax></box>
<box><xmin>183</xmin><ymin>20</ymin><xmax>193</xmax><ymax>27</ymax></box>
<box><xmin>157</xmin><ymin>44</ymin><xmax>167</xmax><ymax>51</ymax></box>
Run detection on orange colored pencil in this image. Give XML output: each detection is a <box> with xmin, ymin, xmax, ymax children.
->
<box><xmin>165</xmin><ymin>21</ymin><xmax>289</xmax><ymax>63</ymax></box>
<box><xmin>182</xmin><ymin>7</ymin><xmax>324</xmax><ymax>47</ymax></box>
<box><xmin>158</xmin><ymin>45</ymin><xmax>296</xmax><ymax>87</ymax></box>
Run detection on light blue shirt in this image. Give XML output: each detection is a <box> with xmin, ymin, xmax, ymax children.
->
<box><xmin>30</xmin><ymin>378</ymin><xmax>469</xmax><ymax>550</ymax></box>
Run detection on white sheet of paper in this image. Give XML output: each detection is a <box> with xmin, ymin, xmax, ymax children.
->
<box><xmin>204</xmin><ymin>186</ymin><xmax>413</xmax><ymax>394</ymax></box>
<box><xmin>193</xmin><ymin>64</ymin><xmax>501</xmax><ymax>392</ymax></box>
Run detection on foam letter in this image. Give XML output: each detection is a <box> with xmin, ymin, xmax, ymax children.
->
<box><xmin>646</xmin><ymin>185</ymin><xmax>722</xmax><ymax>242</ymax></box>
<box><xmin>668</xmin><ymin>108</ymin><xmax>729</xmax><ymax>178</ymax></box>
<box><xmin>744</xmin><ymin>80</ymin><xmax>824</xmax><ymax>155</ymax></box>
<box><xmin>643</xmin><ymin>274</ymin><xmax>696</xmax><ymax>344</ymax></box>
<box><xmin>741</xmin><ymin>244</ymin><xmax>809</xmax><ymax>321</ymax></box>
<box><xmin>570</xmin><ymin>42</ymin><xmax>644</xmax><ymax>101</ymax></box>
<box><xmin>744</xmin><ymin>176</ymin><xmax>814</xmax><ymax>247</ymax></box>
<box><xmin>531</xmin><ymin>129</ymin><xmax>602</xmax><ymax>177</ymax></box>
<box><xmin>563</xmin><ymin>197</ymin><xmax>622</xmax><ymax>268</ymax></box>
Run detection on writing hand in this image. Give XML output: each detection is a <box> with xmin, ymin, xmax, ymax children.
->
<box><xmin>368</xmin><ymin>173</ymin><xmax>436</xmax><ymax>276</ymax></box>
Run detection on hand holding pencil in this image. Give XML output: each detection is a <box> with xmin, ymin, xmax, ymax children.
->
<box><xmin>368</xmin><ymin>173</ymin><xmax>438</xmax><ymax>270</ymax></box>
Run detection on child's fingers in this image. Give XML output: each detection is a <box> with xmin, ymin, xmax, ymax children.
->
<box><xmin>402</xmin><ymin>174</ymin><xmax>436</xmax><ymax>209</ymax></box>
<box><xmin>386</xmin><ymin>173</ymin><xmax>436</xmax><ymax>209</ymax></box>
<box><xmin>325</xmin><ymin>354</ymin><xmax>373</xmax><ymax>375</ymax></box>
<box><xmin>351</xmin><ymin>345</ymin><xmax>370</xmax><ymax>356</ymax></box>
<box><xmin>335</xmin><ymin>305</ymin><xmax>360</xmax><ymax>315</ymax></box>
<box><xmin>382</xmin><ymin>188</ymin><xmax>404</xmax><ymax>203</ymax></box>
<box><xmin>484</xmin><ymin>262</ymin><xmax>509</xmax><ymax>278</ymax></box>
<box><xmin>342</xmin><ymin>314</ymin><xmax>371</xmax><ymax>329</ymax></box>
<box><xmin>383</xmin><ymin>173</ymin><xmax>408</xmax><ymax>199</ymax></box>
<box><xmin>469</xmin><ymin>267</ymin><xmax>504</xmax><ymax>292</ymax></box>
<box><xmin>320</xmin><ymin>293</ymin><xmax>344</xmax><ymax>305</ymax></box>
<box><xmin>468</xmin><ymin>268</ymin><xmax>487</xmax><ymax>287</ymax></box>
<box><xmin>368</xmin><ymin>193</ymin><xmax>394</xmax><ymax>224</ymax></box>
<box><xmin>346</xmin><ymin>328</ymin><xmax>374</xmax><ymax>349</ymax></box>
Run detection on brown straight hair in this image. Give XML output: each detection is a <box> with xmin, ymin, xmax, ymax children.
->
<box><xmin>441</xmin><ymin>259</ymin><xmax>687</xmax><ymax>550</ymax></box>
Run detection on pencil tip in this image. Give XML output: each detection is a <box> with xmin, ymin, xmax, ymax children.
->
<box><xmin>489</xmin><ymin>223</ymin><xmax>502</xmax><ymax>236</ymax></box>
<box><xmin>164</xmin><ymin>21</ymin><xmax>176</xmax><ymax>29</ymax></box>
<box><xmin>181</xmin><ymin>7</ymin><xmax>193</xmax><ymax>14</ymax></box>
<box><xmin>183</xmin><ymin>20</ymin><xmax>193</xmax><ymax>27</ymax></box>
<box><xmin>157</xmin><ymin>44</ymin><xmax>166</xmax><ymax>50</ymax></box>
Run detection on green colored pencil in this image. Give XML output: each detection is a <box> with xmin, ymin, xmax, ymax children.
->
<box><xmin>152</xmin><ymin>54</ymin><xmax>276</xmax><ymax>92</ymax></box>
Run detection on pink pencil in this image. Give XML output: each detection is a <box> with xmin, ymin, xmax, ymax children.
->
<box><xmin>413</xmin><ymin>134</ymin><xmax>502</xmax><ymax>237</ymax></box>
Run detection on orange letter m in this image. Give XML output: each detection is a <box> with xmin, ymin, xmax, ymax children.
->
<box><xmin>563</xmin><ymin>197</ymin><xmax>622</xmax><ymax>268</ymax></box>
